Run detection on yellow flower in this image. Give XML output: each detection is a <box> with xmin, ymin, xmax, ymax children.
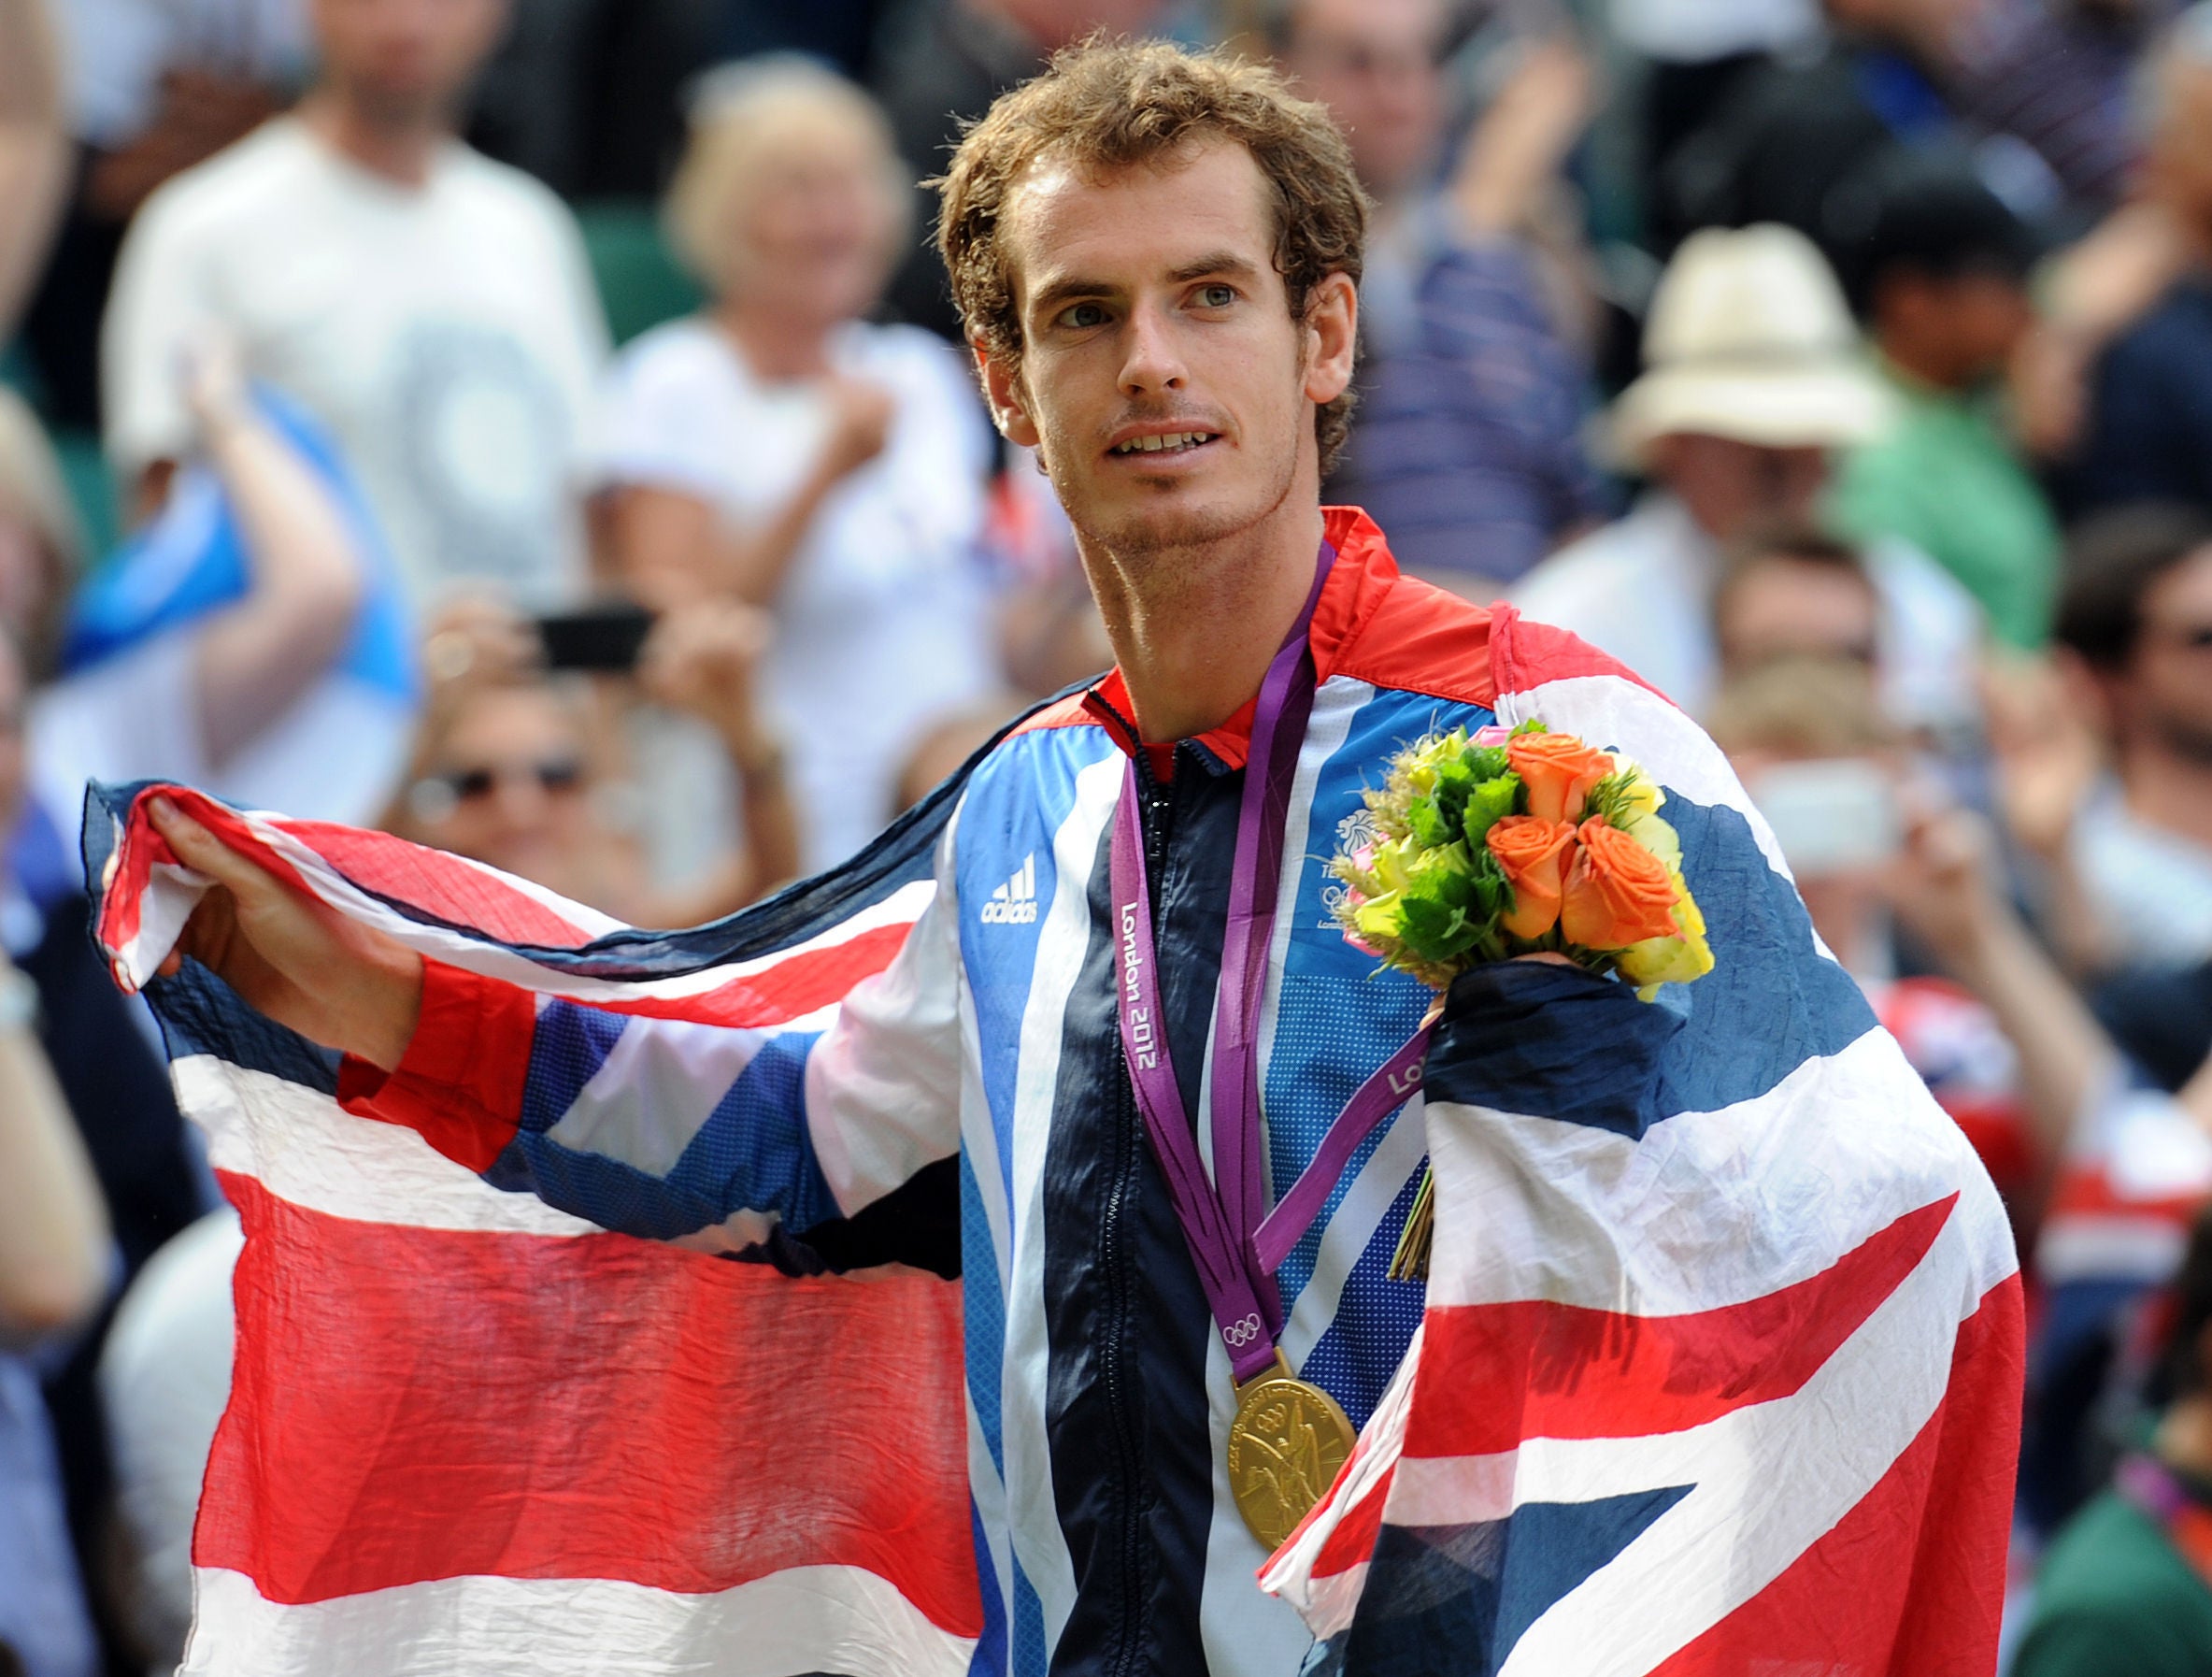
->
<box><xmin>1621</xmin><ymin>809</ymin><xmax>1682</xmax><ymax>875</ymax></box>
<box><xmin>1607</xmin><ymin>754</ymin><xmax>1665</xmax><ymax>820</ymax></box>
<box><xmin>1368</xmin><ymin>834</ymin><xmax>1420</xmax><ymax>896</ymax></box>
<box><xmin>1615</xmin><ymin>870</ymin><xmax>1714</xmax><ymax>997</ymax></box>
<box><xmin>1353</xmin><ymin>892</ymin><xmax>1406</xmax><ymax>943</ymax></box>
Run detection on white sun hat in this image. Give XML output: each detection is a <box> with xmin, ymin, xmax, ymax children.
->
<box><xmin>1607</xmin><ymin>222</ymin><xmax>1897</xmax><ymax>469</ymax></box>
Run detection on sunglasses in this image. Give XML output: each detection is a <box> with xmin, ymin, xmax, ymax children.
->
<box><xmin>438</xmin><ymin>758</ymin><xmax>585</xmax><ymax>800</ymax></box>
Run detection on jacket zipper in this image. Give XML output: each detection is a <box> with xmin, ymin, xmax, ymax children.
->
<box><xmin>1102</xmin><ymin>742</ymin><xmax>1176</xmax><ymax>1676</ymax></box>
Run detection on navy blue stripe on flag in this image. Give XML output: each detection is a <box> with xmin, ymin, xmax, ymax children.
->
<box><xmin>1424</xmin><ymin>796</ymin><xmax>1876</xmax><ymax>1136</ymax></box>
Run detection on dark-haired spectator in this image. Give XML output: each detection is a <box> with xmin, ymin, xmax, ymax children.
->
<box><xmin>2050</xmin><ymin>503</ymin><xmax>2212</xmax><ymax>969</ymax></box>
<box><xmin>597</xmin><ymin>61</ymin><xmax>999</xmax><ymax>874</ymax></box>
<box><xmin>2063</xmin><ymin>4</ymin><xmax>2212</xmax><ymax>517</ymax></box>
<box><xmin>1277</xmin><ymin>0</ymin><xmax>1607</xmax><ymax>591</ymax></box>
<box><xmin>1830</xmin><ymin>160</ymin><xmax>2061</xmax><ymax>649</ymax></box>
<box><xmin>1648</xmin><ymin>0</ymin><xmax>2074</xmax><ymax>265</ymax></box>
<box><xmin>2017</xmin><ymin>1189</ymin><xmax>2212</xmax><ymax>1676</ymax></box>
<box><xmin>100</xmin><ymin>0</ymin><xmax>608</xmax><ymax>609</ymax></box>
<box><xmin>1514</xmin><ymin>222</ymin><xmax>1983</xmax><ymax>729</ymax></box>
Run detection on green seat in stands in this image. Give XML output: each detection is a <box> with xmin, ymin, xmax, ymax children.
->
<box><xmin>50</xmin><ymin>427</ymin><xmax>119</xmax><ymax>566</ymax></box>
<box><xmin>574</xmin><ymin>199</ymin><xmax>705</xmax><ymax>348</ymax></box>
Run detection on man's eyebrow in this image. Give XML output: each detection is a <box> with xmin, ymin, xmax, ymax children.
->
<box><xmin>1028</xmin><ymin>273</ymin><xmax>1115</xmax><ymax>316</ymax></box>
<box><xmin>1164</xmin><ymin>251</ymin><xmax>1262</xmax><ymax>285</ymax></box>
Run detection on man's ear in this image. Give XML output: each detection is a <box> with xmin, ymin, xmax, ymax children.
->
<box><xmin>1301</xmin><ymin>271</ymin><xmax>1358</xmax><ymax>408</ymax></box>
<box><xmin>975</xmin><ymin>338</ymin><xmax>1041</xmax><ymax>449</ymax></box>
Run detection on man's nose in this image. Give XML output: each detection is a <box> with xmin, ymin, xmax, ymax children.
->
<box><xmin>1118</xmin><ymin>302</ymin><xmax>1189</xmax><ymax>398</ymax></box>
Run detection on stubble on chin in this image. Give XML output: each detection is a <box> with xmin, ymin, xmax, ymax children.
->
<box><xmin>1052</xmin><ymin>437</ymin><xmax>1302</xmax><ymax>590</ymax></box>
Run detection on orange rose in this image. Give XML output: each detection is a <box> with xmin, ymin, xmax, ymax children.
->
<box><xmin>1506</xmin><ymin>732</ymin><xmax>1614</xmax><ymax>825</ymax></box>
<box><xmin>1561</xmin><ymin>818</ymin><xmax>1681</xmax><ymax>949</ymax></box>
<box><xmin>1485</xmin><ymin>816</ymin><xmax>1577</xmax><ymax>939</ymax></box>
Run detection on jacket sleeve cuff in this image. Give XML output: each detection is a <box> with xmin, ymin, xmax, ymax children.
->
<box><xmin>336</xmin><ymin>958</ymin><xmax>538</xmax><ymax>1172</ymax></box>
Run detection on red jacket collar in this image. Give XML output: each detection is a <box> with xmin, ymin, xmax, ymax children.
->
<box><xmin>1081</xmin><ymin>506</ymin><xmax>1401</xmax><ymax>772</ymax></box>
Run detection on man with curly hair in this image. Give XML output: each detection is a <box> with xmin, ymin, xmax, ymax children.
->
<box><xmin>134</xmin><ymin>37</ymin><xmax>2019</xmax><ymax>1677</ymax></box>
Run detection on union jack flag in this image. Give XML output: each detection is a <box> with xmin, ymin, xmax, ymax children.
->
<box><xmin>89</xmin><ymin>779</ymin><xmax>980</xmax><ymax>1675</ymax></box>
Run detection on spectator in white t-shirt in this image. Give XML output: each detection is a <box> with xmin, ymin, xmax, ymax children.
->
<box><xmin>597</xmin><ymin>60</ymin><xmax>998</xmax><ymax>873</ymax></box>
<box><xmin>100</xmin><ymin>0</ymin><xmax>608</xmax><ymax>612</ymax></box>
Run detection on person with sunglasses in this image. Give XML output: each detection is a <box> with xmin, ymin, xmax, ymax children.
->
<box><xmin>384</xmin><ymin>595</ymin><xmax>799</xmax><ymax>928</ymax></box>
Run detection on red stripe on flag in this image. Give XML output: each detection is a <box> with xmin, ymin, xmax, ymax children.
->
<box><xmin>197</xmin><ymin>1171</ymin><xmax>981</xmax><ymax>1631</ymax></box>
<box><xmin>568</xmin><ymin>924</ymin><xmax>917</xmax><ymax>1028</ymax></box>
<box><xmin>1405</xmin><ymin>1196</ymin><xmax>1956</xmax><ymax>1458</ymax></box>
<box><xmin>1645</xmin><ymin>1270</ymin><xmax>2023</xmax><ymax>1676</ymax></box>
<box><xmin>1305</xmin><ymin>1468</ymin><xmax>1394</xmax><ymax>1583</ymax></box>
<box><xmin>284</xmin><ymin>822</ymin><xmax>598</xmax><ymax>949</ymax></box>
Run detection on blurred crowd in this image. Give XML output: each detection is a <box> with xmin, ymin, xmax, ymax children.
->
<box><xmin>4</xmin><ymin>0</ymin><xmax>2212</xmax><ymax>1670</ymax></box>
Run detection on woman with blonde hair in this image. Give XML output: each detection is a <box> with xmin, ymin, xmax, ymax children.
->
<box><xmin>596</xmin><ymin>58</ymin><xmax>999</xmax><ymax>874</ymax></box>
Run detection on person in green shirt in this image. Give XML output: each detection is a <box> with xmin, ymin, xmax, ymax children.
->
<box><xmin>1832</xmin><ymin>160</ymin><xmax>2062</xmax><ymax>651</ymax></box>
<box><xmin>2016</xmin><ymin>1206</ymin><xmax>2212</xmax><ymax>1676</ymax></box>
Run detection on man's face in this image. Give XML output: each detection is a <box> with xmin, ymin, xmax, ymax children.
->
<box><xmin>1281</xmin><ymin>0</ymin><xmax>1447</xmax><ymax>201</ymax></box>
<box><xmin>979</xmin><ymin>138</ymin><xmax>1355</xmax><ymax>562</ymax></box>
<box><xmin>2120</xmin><ymin>547</ymin><xmax>2212</xmax><ymax>764</ymax></box>
<box><xmin>1653</xmin><ymin>433</ymin><xmax>1829</xmax><ymax>543</ymax></box>
<box><xmin>311</xmin><ymin>0</ymin><xmax>509</xmax><ymax>125</ymax></box>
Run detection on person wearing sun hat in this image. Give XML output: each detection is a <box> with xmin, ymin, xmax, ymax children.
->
<box><xmin>1514</xmin><ymin>222</ymin><xmax>1985</xmax><ymax>730</ymax></box>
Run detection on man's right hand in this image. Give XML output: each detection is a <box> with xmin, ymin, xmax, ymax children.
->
<box><xmin>147</xmin><ymin>796</ymin><xmax>424</xmax><ymax>1070</ymax></box>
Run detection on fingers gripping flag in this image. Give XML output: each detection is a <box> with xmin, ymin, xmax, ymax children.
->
<box><xmin>86</xmin><ymin>773</ymin><xmax>984</xmax><ymax>1677</ymax></box>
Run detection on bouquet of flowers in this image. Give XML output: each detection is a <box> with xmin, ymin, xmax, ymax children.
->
<box><xmin>1328</xmin><ymin>720</ymin><xmax>1714</xmax><ymax>1276</ymax></box>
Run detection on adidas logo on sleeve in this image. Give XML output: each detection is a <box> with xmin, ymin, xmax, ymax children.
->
<box><xmin>980</xmin><ymin>853</ymin><xmax>1040</xmax><ymax>925</ymax></box>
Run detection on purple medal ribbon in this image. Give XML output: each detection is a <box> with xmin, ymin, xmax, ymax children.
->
<box><xmin>1110</xmin><ymin>542</ymin><xmax>1431</xmax><ymax>1383</ymax></box>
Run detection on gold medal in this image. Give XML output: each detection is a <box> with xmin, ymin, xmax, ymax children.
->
<box><xmin>1226</xmin><ymin>1351</ymin><xmax>1358</xmax><ymax>1552</ymax></box>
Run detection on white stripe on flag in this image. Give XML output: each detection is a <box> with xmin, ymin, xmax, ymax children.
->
<box><xmin>1422</xmin><ymin>1027</ymin><xmax>2012</xmax><ymax>1315</ymax></box>
<box><xmin>184</xmin><ymin>1563</ymin><xmax>978</xmax><ymax>1677</ymax></box>
<box><xmin>178</xmin><ymin>1056</ymin><xmax>597</xmax><ymax>1236</ymax></box>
